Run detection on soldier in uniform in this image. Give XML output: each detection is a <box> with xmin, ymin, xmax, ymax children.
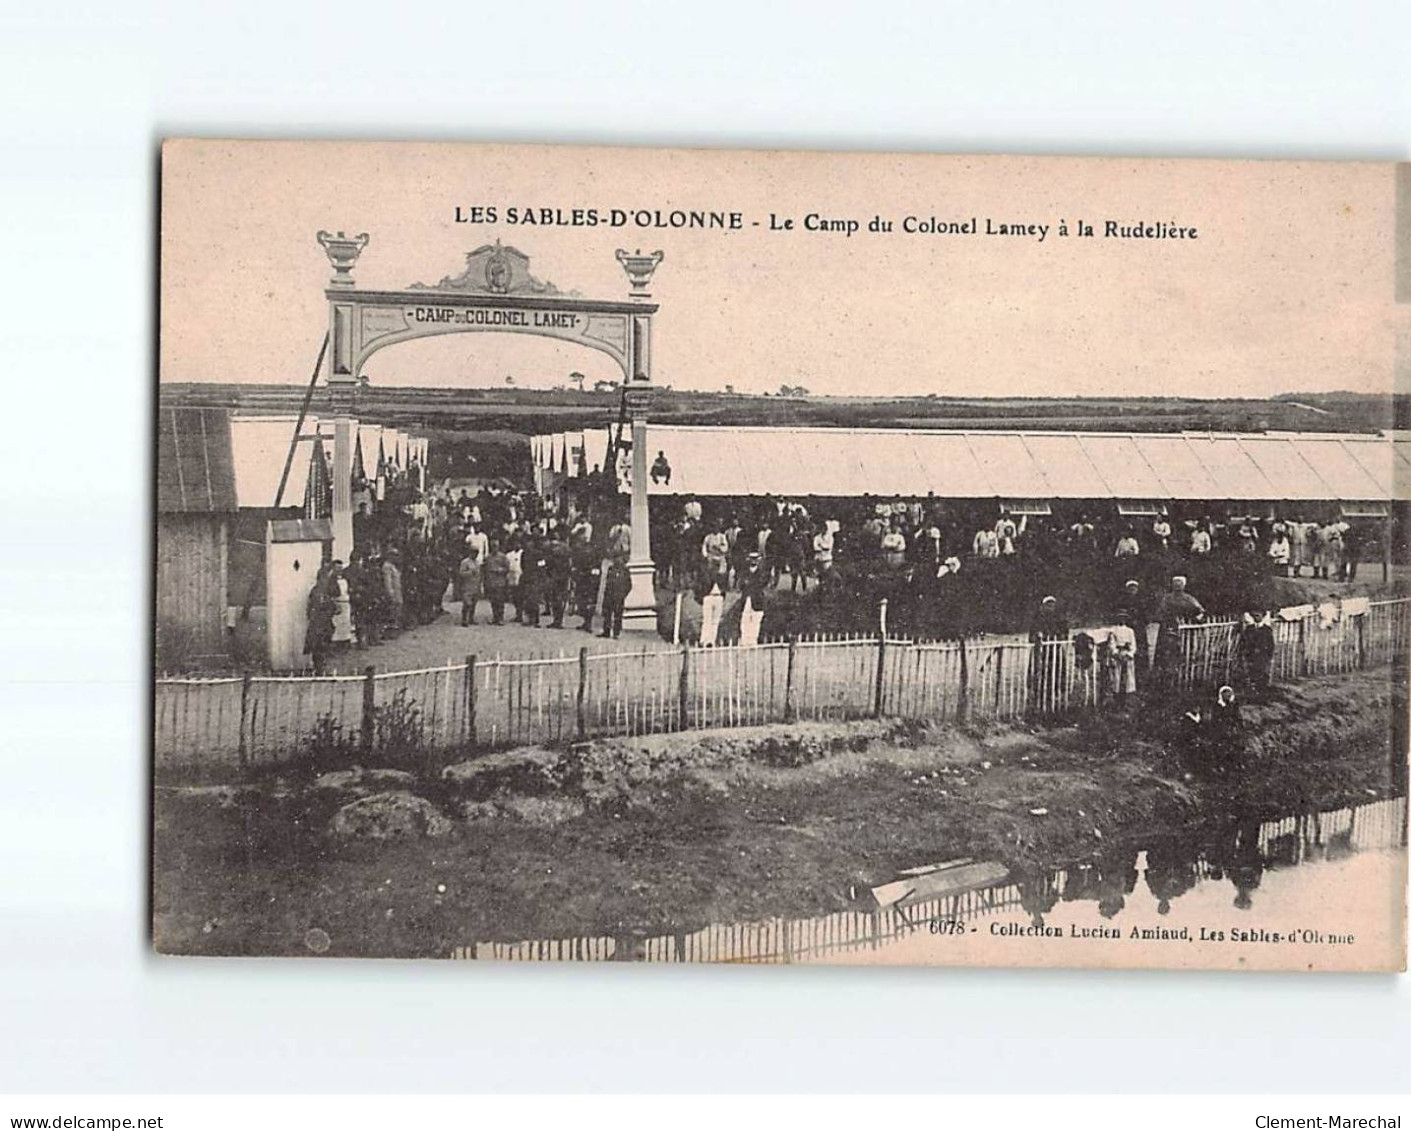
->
<box><xmin>601</xmin><ymin>558</ymin><xmax>632</xmax><ymax>639</ymax></box>
<box><xmin>544</xmin><ymin>531</ymin><xmax>574</xmax><ymax>628</ymax></box>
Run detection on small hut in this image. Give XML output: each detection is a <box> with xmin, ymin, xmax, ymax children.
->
<box><xmin>155</xmin><ymin>407</ymin><xmax>238</xmax><ymax>669</ymax></box>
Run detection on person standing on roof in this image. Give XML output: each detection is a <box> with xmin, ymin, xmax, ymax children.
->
<box><xmin>650</xmin><ymin>450</ymin><xmax>672</xmax><ymax>485</ymax></box>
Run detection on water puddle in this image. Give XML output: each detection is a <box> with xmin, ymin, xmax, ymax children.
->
<box><xmin>452</xmin><ymin>795</ymin><xmax>1406</xmax><ymax>967</ymax></box>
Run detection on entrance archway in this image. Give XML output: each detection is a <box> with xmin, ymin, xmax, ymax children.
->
<box><xmin>316</xmin><ymin>232</ymin><xmax>664</xmax><ymax>630</ymax></box>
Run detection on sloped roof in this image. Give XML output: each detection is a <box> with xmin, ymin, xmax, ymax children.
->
<box><xmin>268</xmin><ymin>517</ymin><xmax>333</xmax><ymax>544</ymax></box>
<box><xmin>157</xmin><ymin>407</ymin><xmax>238</xmax><ymax>514</ymax></box>
<box><xmin>552</xmin><ymin>425</ymin><xmax>1409</xmax><ymax>502</ymax></box>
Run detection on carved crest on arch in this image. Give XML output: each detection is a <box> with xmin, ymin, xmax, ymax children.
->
<box><xmin>408</xmin><ymin>239</ymin><xmax>581</xmax><ymax>297</ymax></box>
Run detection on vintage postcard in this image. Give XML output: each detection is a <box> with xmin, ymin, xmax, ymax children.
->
<box><xmin>155</xmin><ymin>140</ymin><xmax>1409</xmax><ymax>970</ymax></box>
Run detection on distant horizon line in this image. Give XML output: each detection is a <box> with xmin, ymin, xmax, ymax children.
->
<box><xmin>156</xmin><ymin>381</ymin><xmax>1397</xmax><ymax>403</ymax></box>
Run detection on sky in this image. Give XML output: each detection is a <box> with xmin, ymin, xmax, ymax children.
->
<box><xmin>161</xmin><ymin>141</ymin><xmax>1411</xmax><ymax>399</ymax></box>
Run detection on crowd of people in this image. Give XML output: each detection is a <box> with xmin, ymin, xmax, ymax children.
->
<box><xmin>649</xmin><ymin>495</ymin><xmax>1376</xmax><ymax>639</ymax></box>
<box><xmin>302</xmin><ymin>477</ymin><xmax>1378</xmax><ymax>703</ymax></box>
<box><xmin>657</xmin><ymin>496</ymin><xmax>1370</xmax><ymax>594</ymax></box>
<box><xmin>296</xmin><ymin>478</ymin><xmax>1375</xmax><ymax>807</ymax></box>
<box><xmin>289</xmin><ymin>441</ymin><xmax>1403</xmax><ymax>835</ymax></box>
<box><xmin>644</xmin><ymin>494</ymin><xmax>1341</xmax><ymax>752</ymax></box>
<box><xmin>303</xmin><ymin>479</ymin><xmax>641</xmax><ymax>672</ymax></box>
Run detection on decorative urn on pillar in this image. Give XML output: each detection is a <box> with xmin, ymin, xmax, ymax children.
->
<box><xmin>317</xmin><ymin>230</ymin><xmax>370</xmax><ymax>287</ymax></box>
<box><xmin>616</xmin><ymin>248</ymin><xmax>664</xmax><ymax>300</ymax></box>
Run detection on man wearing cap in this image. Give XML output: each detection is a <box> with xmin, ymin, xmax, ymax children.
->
<box><xmin>1028</xmin><ymin>594</ymin><xmax>1070</xmax><ymax>711</ymax></box>
<box><xmin>739</xmin><ymin>550</ymin><xmax>769</xmax><ymax>610</ymax></box>
<box><xmin>457</xmin><ymin>547</ymin><xmax>482</xmax><ymax>626</ymax></box>
<box><xmin>1115</xmin><ymin>578</ymin><xmax>1154</xmax><ymax>671</ymax></box>
<box><xmin>1236</xmin><ymin>611</ymin><xmax>1277</xmax><ymax>700</ymax></box>
<box><xmin>1154</xmin><ymin>575</ymin><xmax>1205</xmax><ymax>680</ymax></box>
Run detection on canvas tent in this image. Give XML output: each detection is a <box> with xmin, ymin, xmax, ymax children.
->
<box><xmin>230</xmin><ymin>415</ymin><xmax>322</xmax><ymax>510</ymax></box>
<box><xmin>566</xmin><ymin>431</ymin><xmax>586</xmax><ymax>478</ymax></box>
<box><xmin>356</xmin><ymin>423</ymin><xmax>384</xmax><ymax>481</ymax></box>
<box><xmin>382</xmin><ymin>428</ymin><xmax>405</xmax><ymax>471</ymax></box>
<box><xmin>565</xmin><ymin>425</ymin><xmax>1408</xmax><ymax>505</ymax></box>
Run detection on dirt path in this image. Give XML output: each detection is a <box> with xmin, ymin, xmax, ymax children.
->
<box><xmin>323</xmin><ymin>597</ymin><xmax>656</xmax><ymax>673</ymax></box>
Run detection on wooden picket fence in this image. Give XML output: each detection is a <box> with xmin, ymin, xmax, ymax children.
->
<box><xmin>1176</xmin><ymin>596</ymin><xmax>1411</xmax><ymax>686</ymax></box>
<box><xmin>154</xmin><ymin>598</ymin><xmax>1411</xmax><ymax>773</ymax></box>
<box><xmin>453</xmin><ymin>879</ymin><xmax>1031</xmax><ymax>964</ymax></box>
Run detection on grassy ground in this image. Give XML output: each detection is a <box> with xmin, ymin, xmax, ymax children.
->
<box><xmin>152</xmin><ymin>667</ymin><xmax>1406</xmax><ymax>958</ymax></box>
<box><xmin>159</xmin><ymin>383</ymin><xmax>1404</xmax><ymax>437</ymax></box>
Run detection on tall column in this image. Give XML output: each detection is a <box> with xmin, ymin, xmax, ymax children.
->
<box><xmin>615</xmin><ymin>249</ymin><xmax>664</xmax><ymax>633</ymax></box>
<box><xmin>316</xmin><ymin>230</ymin><xmax>369</xmax><ymax>566</ymax></box>
<box><xmin>622</xmin><ymin>389</ymin><xmax>656</xmax><ymax>631</ymax></box>
<box><xmin>331</xmin><ymin>415</ymin><xmax>354</xmax><ymax>563</ymax></box>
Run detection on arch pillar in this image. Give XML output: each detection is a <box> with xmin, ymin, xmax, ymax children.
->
<box><xmin>617</xmin><ymin>251</ymin><xmax>664</xmax><ymax>633</ymax></box>
<box><xmin>312</xmin><ymin>232</ymin><xmax>665</xmax><ymax>612</ymax></box>
<box><xmin>622</xmin><ymin>384</ymin><xmax>657</xmax><ymax>631</ymax></box>
<box><xmin>319</xmin><ymin>230</ymin><xmax>368</xmax><ymax>566</ymax></box>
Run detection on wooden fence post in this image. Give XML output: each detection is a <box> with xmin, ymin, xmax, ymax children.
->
<box><xmin>1297</xmin><ymin>616</ymin><xmax>1309</xmax><ymax>677</ymax></box>
<box><xmin>464</xmin><ymin>654</ymin><xmax>477</xmax><ymax>749</ymax></box>
<box><xmin>957</xmin><ymin>636</ymin><xmax>970</xmax><ymax>723</ymax></box>
<box><xmin>237</xmin><ymin>671</ymin><xmax>252</xmax><ymax>773</ymax></box>
<box><xmin>361</xmin><ymin>665</ymin><xmax>376</xmax><ymax>753</ymax></box>
<box><xmin>678</xmin><ymin>645</ymin><xmax>690</xmax><ymax>730</ymax></box>
<box><xmin>576</xmin><ymin>646</ymin><xmax>589</xmax><ymax>742</ymax></box>
<box><xmin>1355</xmin><ymin>614</ymin><xmax>1366</xmax><ymax>670</ymax></box>
<box><xmin>994</xmin><ymin>644</ymin><xmax>1006</xmax><ymax>717</ymax></box>
<box><xmin>784</xmin><ymin>636</ymin><xmax>798</xmax><ymax>722</ymax></box>
<box><xmin>869</xmin><ymin>609</ymin><xmax>880</xmax><ymax>713</ymax></box>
